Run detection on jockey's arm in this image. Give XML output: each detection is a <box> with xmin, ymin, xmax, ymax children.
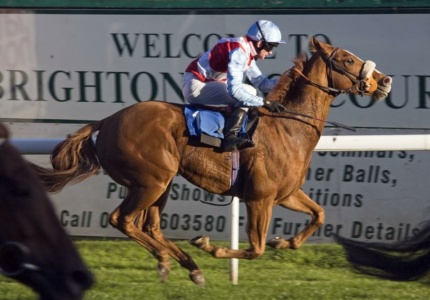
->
<box><xmin>227</xmin><ymin>49</ymin><xmax>265</xmax><ymax>107</ymax></box>
<box><xmin>245</xmin><ymin>60</ymin><xmax>279</xmax><ymax>93</ymax></box>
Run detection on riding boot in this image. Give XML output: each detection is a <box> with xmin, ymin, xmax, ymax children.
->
<box><xmin>222</xmin><ymin>108</ymin><xmax>255</xmax><ymax>152</ymax></box>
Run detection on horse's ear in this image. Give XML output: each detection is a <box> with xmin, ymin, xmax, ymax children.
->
<box><xmin>309</xmin><ymin>37</ymin><xmax>330</xmax><ymax>56</ymax></box>
<box><xmin>309</xmin><ymin>37</ymin><xmax>319</xmax><ymax>54</ymax></box>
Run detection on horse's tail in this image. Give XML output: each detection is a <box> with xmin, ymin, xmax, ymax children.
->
<box><xmin>30</xmin><ymin>120</ymin><xmax>103</xmax><ymax>193</ymax></box>
<box><xmin>334</xmin><ymin>221</ymin><xmax>430</xmax><ymax>281</ymax></box>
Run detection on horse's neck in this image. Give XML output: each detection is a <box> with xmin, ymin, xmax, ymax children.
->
<box><xmin>273</xmin><ymin>60</ymin><xmax>334</xmax><ymax>156</ymax></box>
<box><xmin>283</xmin><ymin>59</ymin><xmax>334</xmax><ymax>135</ymax></box>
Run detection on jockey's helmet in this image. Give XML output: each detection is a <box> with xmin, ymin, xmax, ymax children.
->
<box><xmin>246</xmin><ymin>20</ymin><xmax>286</xmax><ymax>44</ymax></box>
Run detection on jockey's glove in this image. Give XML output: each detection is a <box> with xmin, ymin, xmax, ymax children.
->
<box><xmin>263</xmin><ymin>100</ymin><xmax>287</xmax><ymax>113</ymax></box>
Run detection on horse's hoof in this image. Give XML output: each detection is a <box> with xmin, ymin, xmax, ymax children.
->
<box><xmin>157</xmin><ymin>263</ymin><xmax>170</xmax><ymax>282</ymax></box>
<box><xmin>189</xmin><ymin>270</ymin><xmax>205</xmax><ymax>287</ymax></box>
<box><xmin>266</xmin><ymin>236</ymin><xmax>287</xmax><ymax>249</ymax></box>
<box><xmin>189</xmin><ymin>235</ymin><xmax>209</xmax><ymax>249</ymax></box>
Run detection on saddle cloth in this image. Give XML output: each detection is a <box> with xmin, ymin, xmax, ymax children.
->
<box><xmin>184</xmin><ymin>105</ymin><xmax>248</xmax><ymax>144</ymax></box>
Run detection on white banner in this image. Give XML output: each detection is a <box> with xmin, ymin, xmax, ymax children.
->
<box><xmin>1</xmin><ymin>13</ymin><xmax>429</xmax><ymax>127</ymax></box>
<box><xmin>2</xmin><ymin>11</ymin><xmax>430</xmax><ymax>243</ymax></box>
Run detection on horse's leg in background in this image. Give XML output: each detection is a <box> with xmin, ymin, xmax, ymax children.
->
<box><xmin>267</xmin><ymin>189</ymin><xmax>325</xmax><ymax>249</ymax></box>
<box><xmin>109</xmin><ymin>184</ymin><xmax>205</xmax><ymax>286</ymax></box>
<box><xmin>135</xmin><ymin>182</ymin><xmax>204</xmax><ymax>284</ymax></box>
<box><xmin>190</xmin><ymin>197</ymin><xmax>274</xmax><ymax>259</ymax></box>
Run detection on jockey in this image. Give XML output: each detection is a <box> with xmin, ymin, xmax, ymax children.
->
<box><xmin>182</xmin><ymin>20</ymin><xmax>287</xmax><ymax>152</ymax></box>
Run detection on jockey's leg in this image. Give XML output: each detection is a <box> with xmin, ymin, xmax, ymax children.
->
<box><xmin>222</xmin><ymin>107</ymin><xmax>255</xmax><ymax>152</ymax></box>
<box><xmin>182</xmin><ymin>73</ymin><xmax>235</xmax><ymax>106</ymax></box>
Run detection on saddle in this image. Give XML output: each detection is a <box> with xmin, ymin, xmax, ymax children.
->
<box><xmin>184</xmin><ymin>105</ymin><xmax>259</xmax><ymax>148</ymax></box>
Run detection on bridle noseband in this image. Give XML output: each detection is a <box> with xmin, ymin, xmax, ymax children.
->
<box><xmin>0</xmin><ymin>240</ymin><xmax>40</xmax><ymax>277</ymax></box>
<box><xmin>293</xmin><ymin>47</ymin><xmax>377</xmax><ymax>97</ymax></box>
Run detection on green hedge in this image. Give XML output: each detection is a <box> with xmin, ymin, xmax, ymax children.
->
<box><xmin>0</xmin><ymin>0</ymin><xmax>429</xmax><ymax>9</ymax></box>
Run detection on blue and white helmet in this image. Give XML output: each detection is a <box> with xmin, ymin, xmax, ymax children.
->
<box><xmin>247</xmin><ymin>20</ymin><xmax>286</xmax><ymax>44</ymax></box>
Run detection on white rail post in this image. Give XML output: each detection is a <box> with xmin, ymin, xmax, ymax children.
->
<box><xmin>230</xmin><ymin>196</ymin><xmax>240</xmax><ymax>285</ymax></box>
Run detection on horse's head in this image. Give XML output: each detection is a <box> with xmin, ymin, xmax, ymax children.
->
<box><xmin>0</xmin><ymin>123</ymin><xmax>94</xmax><ymax>299</ymax></box>
<box><xmin>309</xmin><ymin>37</ymin><xmax>392</xmax><ymax>100</ymax></box>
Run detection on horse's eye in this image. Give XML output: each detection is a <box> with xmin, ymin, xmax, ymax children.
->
<box><xmin>346</xmin><ymin>58</ymin><xmax>354</xmax><ymax>65</ymax></box>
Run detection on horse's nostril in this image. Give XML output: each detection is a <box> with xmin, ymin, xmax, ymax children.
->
<box><xmin>71</xmin><ymin>269</ymin><xmax>95</xmax><ymax>290</ymax></box>
<box><xmin>382</xmin><ymin>76</ymin><xmax>392</xmax><ymax>86</ymax></box>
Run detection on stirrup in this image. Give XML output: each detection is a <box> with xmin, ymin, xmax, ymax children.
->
<box><xmin>222</xmin><ymin>136</ymin><xmax>255</xmax><ymax>152</ymax></box>
<box><xmin>237</xmin><ymin>138</ymin><xmax>255</xmax><ymax>150</ymax></box>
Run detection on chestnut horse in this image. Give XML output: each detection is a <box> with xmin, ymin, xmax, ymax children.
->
<box><xmin>0</xmin><ymin>123</ymin><xmax>94</xmax><ymax>299</ymax></box>
<box><xmin>29</xmin><ymin>38</ymin><xmax>392</xmax><ymax>285</ymax></box>
<box><xmin>335</xmin><ymin>222</ymin><xmax>430</xmax><ymax>281</ymax></box>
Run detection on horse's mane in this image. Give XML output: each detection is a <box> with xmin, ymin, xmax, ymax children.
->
<box><xmin>266</xmin><ymin>52</ymin><xmax>308</xmax><ymax>103</ymax></box>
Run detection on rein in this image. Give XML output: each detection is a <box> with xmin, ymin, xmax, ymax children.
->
<box><xmin>273</xmin><ymin>108</ymin><xmax>356</xmax><ymax>132</ymax></box>
<box><xmin>292</xmin><ymin>66</ymin><xmax>350</xmax><ymax>96</ymax></box>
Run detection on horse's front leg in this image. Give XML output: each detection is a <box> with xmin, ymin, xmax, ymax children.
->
<box><xmin>190</xmin><ymin>198</ymin><xmax>273</xmax><ymax>259</ymax></box>
<box><xmin>267</xmin><ymin>189</ymin><xmax>325</xmax><ymax>250</ymax></box>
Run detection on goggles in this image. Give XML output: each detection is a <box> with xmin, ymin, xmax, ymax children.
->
<box><xmin>262</xmin><ymin>42</ymin><xmax>279</xmax><ymax>52</ymax></box>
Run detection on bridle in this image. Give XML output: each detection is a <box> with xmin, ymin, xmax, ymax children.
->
<box><xmin>268</xmin><ymin>47</ymin><xmax>378</xmax><ymax>131</ymax></box>
<box><xmin>0</xmin><ymin>138</ymin><xmax>40</xmax><ymax>277</ymax></box>
<box><xmin>0</xmin><ymin>240</ymin><xmax>40</xmax><ymax>277</ymax></box>
<box><xmin>292</xmin><ymin>47</ymin><xmax>378</xmax><ymax>97</ymax></box>
<box><xmin>262</xmin><ymin>48</ymin><xmax>377</xmax><ymax>131</ymax></box>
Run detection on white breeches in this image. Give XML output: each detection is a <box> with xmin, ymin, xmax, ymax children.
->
<box><xmin>182</xmin><ymin>72</ymin><xmax>257</xmax><ymax>107</ymax></box>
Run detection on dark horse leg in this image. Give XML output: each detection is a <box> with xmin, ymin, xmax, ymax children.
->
<box><xmin>109</xmin><ymin>183</ymin><xmax>205</xmax><ymax>286</ymax></box>
<box><xmin>267</xmin><ymin>189</ymin><xmax>325</xmax><ymax>249</ymax></box>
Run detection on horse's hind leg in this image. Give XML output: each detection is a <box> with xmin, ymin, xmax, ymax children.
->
<box><xmin>110</xmin><ymin>185</ymin><xmax>205</xmax><ymax>286</ymax></box>
<box><xmin>138</xmin><ymin>182</ymin><xmax>204</xmax><ymax>285</ymax></box>
<box><xmin>267</xmin><ymin>189</ymin><xmax>325</xmax><ymax>249</ymax></box>
<box><xmin>135</xmin><ymin>208</ymin><xmax>172</xmax><ymax>282</ymax></box>
<box><xmin>135</xmin><ymin>182</ymin><xmax>204</xmax><ymax>285</ymax></box>
<box><xmin>139</xmin><ymin>207</ymin><xmax>205</xmax><ymax>285</ymax></box>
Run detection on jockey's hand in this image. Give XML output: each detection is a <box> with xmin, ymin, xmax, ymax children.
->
<box><xmin>263</xmin><ymin>100</ymin><xmax>286</xmax><ymax>113</ymax></box>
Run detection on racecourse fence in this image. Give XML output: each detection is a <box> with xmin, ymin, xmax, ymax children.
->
<box><xmin>11</xmin><ymin>135</ymin><xmax>430</xmax><ymax>154</ymax></box>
